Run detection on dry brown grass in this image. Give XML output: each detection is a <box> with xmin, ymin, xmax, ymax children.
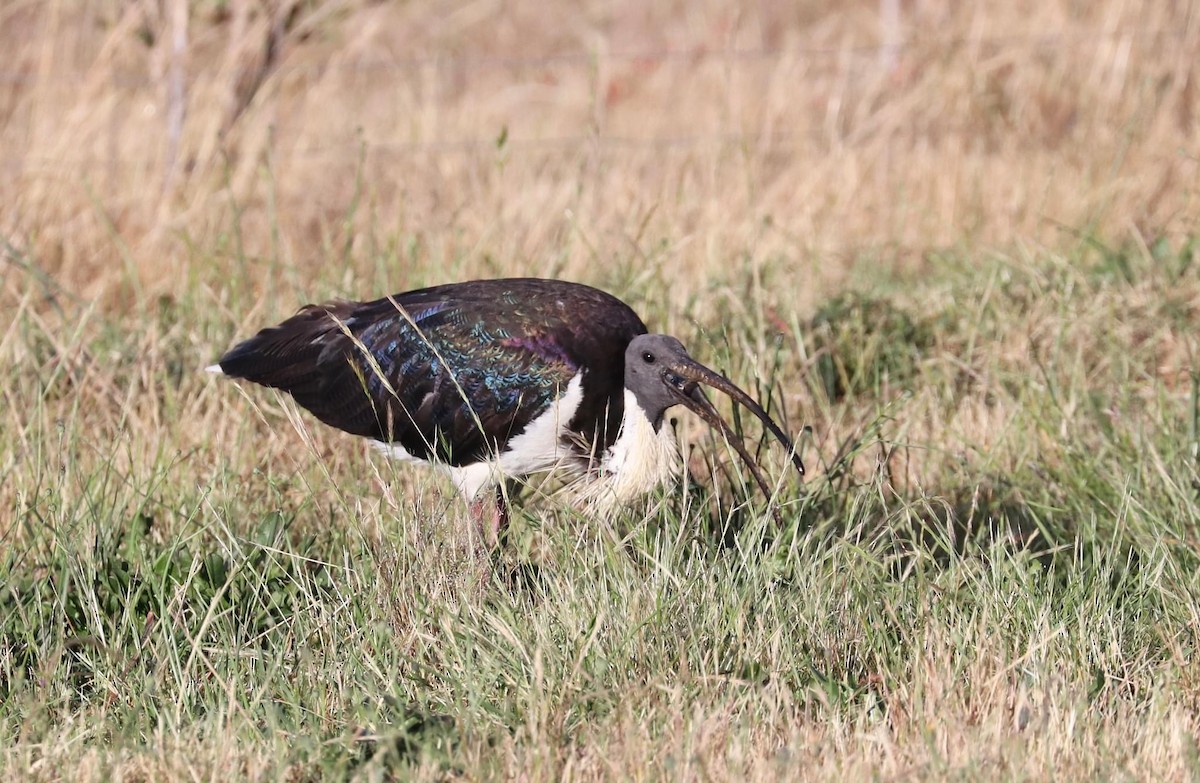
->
<box><xmin>3</xmin><ymin>0</ymin><xmax>1198</xmax><ymax>306</ymax></box>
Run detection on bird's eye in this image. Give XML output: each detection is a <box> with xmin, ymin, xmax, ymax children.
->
<box><xmin>642</xmin><ymin>352</ymin><xmax>655</xmax><ymax>364</ymax></box>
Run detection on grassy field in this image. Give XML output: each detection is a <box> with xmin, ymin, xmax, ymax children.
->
<box><xmin>4</xmin><ymin>1</ymin><xmax>1200</xmax><ymax>780</ymax></box>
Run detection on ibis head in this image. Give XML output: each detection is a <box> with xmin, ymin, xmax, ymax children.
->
<box><xmin>624</xmin><ymin>334</ymin><xmax>805</xmax><ymax>495</ymax></box>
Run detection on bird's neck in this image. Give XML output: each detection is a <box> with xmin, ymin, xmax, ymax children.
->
<box><xmin>578</xmin><ymin>390</ymin><xmax>679</xmax><ymax>510</ymax></box>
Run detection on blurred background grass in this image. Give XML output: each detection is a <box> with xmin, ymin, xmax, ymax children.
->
<box><xmin>3</xmin><ymin>0</ymin><xmax>1197</xmax><ymax>304</ymax></box>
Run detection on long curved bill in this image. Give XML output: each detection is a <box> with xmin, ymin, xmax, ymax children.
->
<box><xmin>665</xmin><ymin>356</ymin><xmax>804</xmax><ymax>512</ymax></box>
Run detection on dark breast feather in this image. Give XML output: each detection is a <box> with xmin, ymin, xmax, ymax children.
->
<box><xmin>217</xmin><ymin>279</ymin><xmax>648</xmax><ymax>467</ymax></box>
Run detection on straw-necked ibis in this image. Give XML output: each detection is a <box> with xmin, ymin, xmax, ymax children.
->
<box><xmin>208</xmin><ymin>278</ymin><xmax>803</xmax><ymax>544</ymax></box>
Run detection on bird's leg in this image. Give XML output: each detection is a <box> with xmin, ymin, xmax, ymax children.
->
<box><xmin>469</xmin><ymin>486</ymin><xmax>510</xmax><ymax>550</ymax></box>
<box><xmin>503</xmin><ymin>476</ymin><xmax>524</xmax><ymax>506</ymax></box>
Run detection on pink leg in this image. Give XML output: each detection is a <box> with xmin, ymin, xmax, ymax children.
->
<box><xmin>468</xmin><ymin>488</ymin><xmax>510</xmax><ymax>550</ymax></box>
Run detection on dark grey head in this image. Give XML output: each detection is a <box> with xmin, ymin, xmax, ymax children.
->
<box><xmin>624</xmin><ymin>334</ymin><xmax>805</xmax><ymax>487</ymax></box>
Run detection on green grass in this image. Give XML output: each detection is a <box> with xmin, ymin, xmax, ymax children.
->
<box><xmin>3</xmin><ymin>237</ymin><xmax>1200</xmax><ymax>780</ymax></box>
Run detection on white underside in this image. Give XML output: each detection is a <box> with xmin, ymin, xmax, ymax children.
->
<box><xmin>373</xmin><ymin>373</ymin><xmax>589</xmax><ymax>500</ymax></box>
<box><xmin>374</xmin><ymin>377</ymin><xmax>680</xmax><ymax>512</ymax></box>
